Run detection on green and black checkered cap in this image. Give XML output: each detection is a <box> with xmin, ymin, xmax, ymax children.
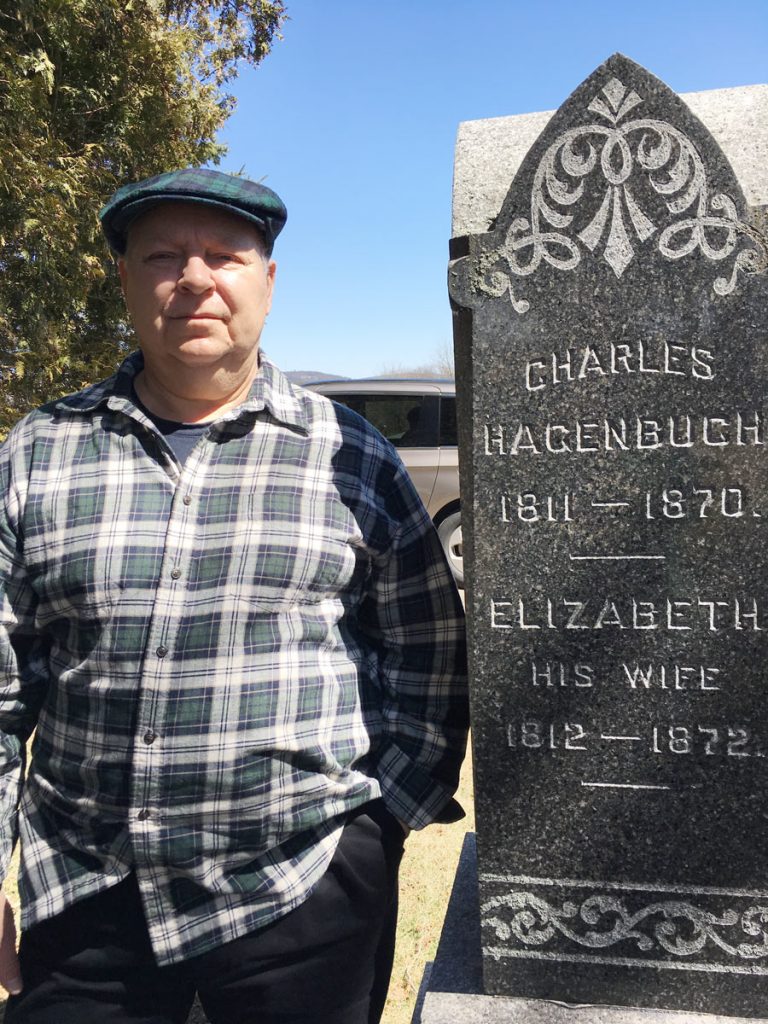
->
<box><xmin>99</xmin><ymin>168</ymin><xmax>287</xmax><ymax>255</ymax></box>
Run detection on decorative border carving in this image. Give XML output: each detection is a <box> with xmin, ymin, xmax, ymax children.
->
<box><xmin>480</xmin><ymin>877</ymin><xmax>768</xmax><ymax>975</ymax></box>
<box><xmin>482</xmin><ymin>890</ymin><xmax>768</xmax><ymax>960</ymax></box>
<box><xmin>475</xmin><ymin>77</ymin><xmax>767</xmax><ymax>313</ymax></box>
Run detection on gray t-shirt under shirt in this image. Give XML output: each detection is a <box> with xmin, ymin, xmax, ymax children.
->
<box><xmin>132</xmin><ymin>385</ymin><xmax>209</xmax><ymax>467</ymax></box>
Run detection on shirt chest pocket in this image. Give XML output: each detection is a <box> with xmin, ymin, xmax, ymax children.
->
<box><xmin>26</xmin><ymin>490</ymin><xmax>121</xmax><ymax>622</ymax></box>
<box><xmin>237</xmin><ymin>492</ymin><xmax>370</xmax><ymax>609</ymax></box>
<box><xmin>25</xmin><ymin>531</ymin><xmax>126</xmax><ymax>660</ymax></box>
<box><xmin>25</xmin><ymin>475</ymin><xmax>168</xmax><ymax>631</ymax></box>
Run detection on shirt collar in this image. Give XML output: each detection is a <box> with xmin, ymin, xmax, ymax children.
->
<box><xmin>231</xmin><ymin>353</ymin><xmax>309</xmax><ymax>433</ymax></box>
<box><xmin>55</xmin><ymin>350</ymin><xmax>309</xmax><ymax>434</ymax></box>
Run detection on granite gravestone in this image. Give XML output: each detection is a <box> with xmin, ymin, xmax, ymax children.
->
<box><xmin>448</xmin><ymin>54</ymin><xmax>768</xmax><ymax>1017</ymax></box>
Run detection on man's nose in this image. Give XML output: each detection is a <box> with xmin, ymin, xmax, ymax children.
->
<box><xmin>177</xmin><ymin>255</ymin><xmax>215</xmax><ymax>293</ymax></box>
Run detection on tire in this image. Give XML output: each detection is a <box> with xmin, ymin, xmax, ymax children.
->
<box><xmin>436</xmin><ymin>510</ymin><xmax>463</xmax><ymax>589</ymax></box>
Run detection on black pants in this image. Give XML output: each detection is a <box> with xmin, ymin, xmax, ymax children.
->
<box><xmin>6</xmin><ymin>802</ymin><xmax>405</xmax><ymax>1024</ymax></box>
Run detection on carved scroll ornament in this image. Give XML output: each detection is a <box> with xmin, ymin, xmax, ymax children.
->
<box><xmin>482</xmin><ymin>890</ymin><xmax>768</xmax><ymax>962</ymax></box>
<box><xmin>476</xmin><ymin>77</ymin><xmax>767</xmax><ymax>314</ymax></box>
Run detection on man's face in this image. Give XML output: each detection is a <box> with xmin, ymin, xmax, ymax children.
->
<box><xmin>118</xmin><ymin>203</ymin><xmax>276</xmax><ymax>374</ymax></box>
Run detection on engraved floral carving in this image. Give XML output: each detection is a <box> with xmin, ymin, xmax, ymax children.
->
<box><xmin>476</xmin><ymin>76</ymin><xmax>767</xmax><ymax>313</ymax></box>
<box><xmin>482</xmin><ymin>891</ymin><xmax>768</xmax><ymax>960</ymax></box>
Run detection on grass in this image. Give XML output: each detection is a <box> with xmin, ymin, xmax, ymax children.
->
<box><xmin>382</xmin><ymin>746</ymin><xmax>474</xmax><ymax>1024</ymax></box>
<box><xmin>0</xmin><ymin>750</ymin><xmax>475</xmax><ymax>1024</ymax></box>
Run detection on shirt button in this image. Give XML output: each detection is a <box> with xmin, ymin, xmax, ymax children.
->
<box><xmin>156</xmin><ymin>645</ymin><xmax>168</xmax><ymax>658</ymax></box>
<box><xmin>143</xmin><ymin>730</ymin><xmax>157</xmax><ymax>745</ymax></box>
<box><xmin>171</xmin><ymin>568</ymin><xmax>181</xmax><ymax>580</ymax></box>
<box><xmin>137</xmin><ymin>809</ymin><xmax>151</xmax><ymax>821</ymax></box>
<box><xmin>182</xmin><ymin>494</ymin><xmax>192</xmax><ymax>506</ymax></box>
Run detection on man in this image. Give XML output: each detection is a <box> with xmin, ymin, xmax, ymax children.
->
<box><xmin>0</xmin><ymin>169</ymin><xmax>468</xmax><ymax>1024</ymax></box>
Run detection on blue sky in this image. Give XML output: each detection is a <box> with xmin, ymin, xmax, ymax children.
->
<box><xmin>218</xmin><ymin>0</ymin><xmax>767</xmax><ymax>377</ymax></box>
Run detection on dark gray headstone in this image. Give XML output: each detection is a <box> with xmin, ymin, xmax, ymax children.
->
<box><xmin>449</xmin><ymin>53</ymin><xmax>768</xmax><ymax>1017</ymax></box>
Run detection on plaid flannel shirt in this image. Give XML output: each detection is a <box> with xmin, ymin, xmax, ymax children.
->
<box><xmin>0</xmin><ymin>352</ymin><xmax>468</xmax><ymax>965</ymax></box>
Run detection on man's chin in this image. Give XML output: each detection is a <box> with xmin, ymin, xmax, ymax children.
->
<box><xmin>169</xmin><ymin>338</ymin><xmax>232</xmax><ymax>366</ymax></box>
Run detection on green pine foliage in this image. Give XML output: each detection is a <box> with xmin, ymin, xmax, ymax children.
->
<box><xmin>0</xmin><ymin>0</ymin><xmax>286</xmax><ymax>435</ymax></box>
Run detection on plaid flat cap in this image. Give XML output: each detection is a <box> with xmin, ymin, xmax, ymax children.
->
<box><xmin>99</xmin><ymin>168</ymin><xmax>287</xmax><ymax>254</ymax></box>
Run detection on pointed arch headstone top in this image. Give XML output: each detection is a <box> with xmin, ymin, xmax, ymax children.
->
<box><xmin>451</xmin><ymin>55</ymin><xmax>767</xmax><ymax>315</ymax></box>
<box><xmin>453</xmin><ymin>64</ymin><xmax>768</xmax><ymax>237</ymax></box>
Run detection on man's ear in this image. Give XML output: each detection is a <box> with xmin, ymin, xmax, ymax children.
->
<box><xmin>265</xmin><ymin>260</ymin><xmax>276</xmax><ymax>313</ymax></box>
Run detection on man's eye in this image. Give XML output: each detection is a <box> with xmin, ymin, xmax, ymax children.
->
<box><xmin>145</xmin><ymin>252</ymin><xmax>176</xmax><ymax>262</ymax></box>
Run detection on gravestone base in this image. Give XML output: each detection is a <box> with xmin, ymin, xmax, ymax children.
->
<box><xmin>421</xmin><ymin>993</ymin><xmax>768</xmax><ymax>1024</ymax></box>
<box><xmin>415</xmin><ymin>836</ymin><xmax>768</xmax><ymax>1024</ymax></box>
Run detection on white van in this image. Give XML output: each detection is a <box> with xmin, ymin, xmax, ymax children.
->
<box><xmin>304</xmin><ymin>378</ymin><xmax>463</xmax><ymax>586</ymax></box>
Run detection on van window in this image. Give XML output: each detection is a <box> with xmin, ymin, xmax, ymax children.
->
<box><xmin>439</xmin><ymin>396</ymin><xmax>458</xmax><ymax>446</ymax></box>
<box><xmin>330</xmin><ymin>394</ymin><xmax>440</xmax><ymax>447</ymax></box>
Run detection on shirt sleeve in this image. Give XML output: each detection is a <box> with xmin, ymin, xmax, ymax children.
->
<box><xmin>0</xmin><ymin>433</ymin><xmax>48</xmax><ymax>881</ymax></box>
<box><xmin>357</xmin><ymin>455</ymin><xmax>469</xmax><ymax>830</ymax></box>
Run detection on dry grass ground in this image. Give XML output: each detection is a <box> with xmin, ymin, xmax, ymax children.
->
<box><xmin>381</xmin><ymin>746</ymin><xmax>474</xmax><ymax>1024</ymax></box>
<box><xmin>0</xmin><ymin>750</ymin><xmax>475</xmax><ymax>1024</ymax></box>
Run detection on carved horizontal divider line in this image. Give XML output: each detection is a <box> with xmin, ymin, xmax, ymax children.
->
<box><xmin>479</xmin><ymin>874</ymin><xmax>768</xmax><ymax>898</ymax></box>
<box><xmin>483</xmin><ymin>948</ymin><xmax>768</xmax><ymax>977</ymax></box>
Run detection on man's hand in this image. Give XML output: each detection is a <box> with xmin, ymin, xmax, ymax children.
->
<box><xmin>0</xmin><ymin>888</ymin><xmax>22</xmax><ymax>996</ymax></box>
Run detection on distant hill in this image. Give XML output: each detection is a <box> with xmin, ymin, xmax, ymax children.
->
<box><xmin>285</xmin><ymin>370</ymin><xmax>455</xmax><ymax>385</ymax></box>
<box><xmin>285</xmin><ymin>370</ymin><xmax>347</xmax><ymax>385</ymax></box>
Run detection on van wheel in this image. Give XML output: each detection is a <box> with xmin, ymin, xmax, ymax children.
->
<box><xmin>436</xmin><ymin>510</ymin><xmax>463</xmax><ymax>588</ymax></box>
